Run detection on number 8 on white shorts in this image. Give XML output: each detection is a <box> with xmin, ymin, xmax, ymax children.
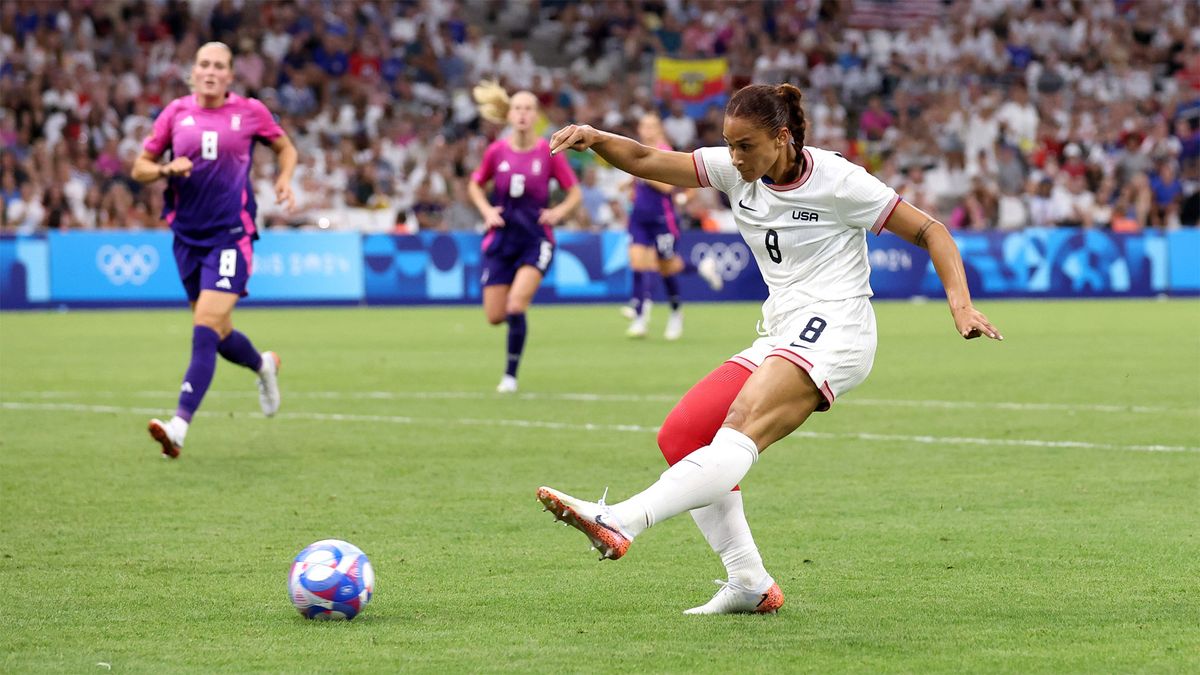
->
<box><xmin>728</xmin><ymin>297</ymin><xmax>878</xmax><ymax>411</ymax></box>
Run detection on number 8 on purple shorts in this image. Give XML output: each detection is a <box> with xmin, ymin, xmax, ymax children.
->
<box><xmin>173</xmin><ymin>235</ymin><xmax>254</xmax><ymax>301</ymax></box>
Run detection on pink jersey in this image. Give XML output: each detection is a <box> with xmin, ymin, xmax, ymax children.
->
<box><xmin>471</xmin><ymin>137</ymin><xmax>577</xmax><ymax>241</ymax></box>
<box><xmin>144</xmin><ymin>93</ymin><xmax>284</xmax><ymax>246</ymax></box>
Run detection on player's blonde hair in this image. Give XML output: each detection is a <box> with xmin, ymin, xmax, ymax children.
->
<box><xmin>197</xmin><ymin>41</ymin><xmax>234</xmax><ymax>67</ymax></box>
<box><xmin>472</xmin><ymin>80</ymin><xmax>511</xmax><ymax>124</ymax></box>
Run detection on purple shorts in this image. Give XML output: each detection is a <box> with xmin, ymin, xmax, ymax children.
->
<box><xmin>173</xmin><ymin>236</ymin><xmax>253</xmax><ymax>301</ymax></box>
<box><xmin>628</xmin><ymin>214</ymin><xmax>679</xmax><ymax>259</ymax></box>
<box><xmin>480</xmin><ymin>230</ymin><xmax>555</xmax><ymax>287</ymax></box>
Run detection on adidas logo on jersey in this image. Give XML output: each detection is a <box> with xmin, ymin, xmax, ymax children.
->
<box><xmin>215</xmin><ymin>277</ymin><xmax>232</xmax><ymax>289</ymax></box>
<box><xmin>498</xmin><ymin>160</ymin><xmax>510</xmax><ymax>172</ymax></box>
<box><xmin>181</xmin><ymin>115</ymin><xmax>196</xmax><ymax>126</ymax></box>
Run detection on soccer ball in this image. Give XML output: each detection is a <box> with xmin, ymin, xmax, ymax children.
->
<box><xmin>288</xmin><ymin>539</ymin><xmax>375</xmax><ymax>620</ymax></box>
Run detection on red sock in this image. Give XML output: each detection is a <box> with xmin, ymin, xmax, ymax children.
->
<box><xmin>657</xmin><ymin>361</ymin><xmax>753</xmax><ymax>471</ymax></box>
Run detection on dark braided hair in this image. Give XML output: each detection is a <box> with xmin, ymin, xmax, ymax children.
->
<box><xmin>725</xmin><ymin>84</ymin><xmax>808</xmax><ymax>160</ymax></box>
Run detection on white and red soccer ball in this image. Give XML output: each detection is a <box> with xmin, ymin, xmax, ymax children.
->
<box><xmin>288</xmin><ymin>539</ymin><xmax>375</xmax><ymax>620</ymax></box>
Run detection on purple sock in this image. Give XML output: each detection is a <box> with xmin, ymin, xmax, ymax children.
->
<box><xmin>505</xmin><ymin>312</ymin><xmax>527</xmax><ymax>378</ymax></box>
<box><xmin>662</xmin><ymin>274</ymin><xmax>682</xmax><ymax>310</ymax></box>
<box><xmin>176</xmin><ymin>325</ymin><xmax>221</xmax><ymax>422</ymax></box>
<box><xmin>217</xmin><ymin>330</ymin><xmax>263</xmax><ymax>372</ymax></box>
<box><xmin>631</xmin><ymin>271</ymin><xmax>648</xmax><ymax>315</ymax></box>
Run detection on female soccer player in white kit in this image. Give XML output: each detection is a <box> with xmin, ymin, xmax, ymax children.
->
<box><xmin>536</xmin><ymin>84</ymin><xmax>1002</xmax><ymax>614</ymax></box>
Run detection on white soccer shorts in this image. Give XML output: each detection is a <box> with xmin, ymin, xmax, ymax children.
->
<box><xmin>728</xmin><ymin>297</ymin><xmax>877</xmax><ymax>411</ymax></box>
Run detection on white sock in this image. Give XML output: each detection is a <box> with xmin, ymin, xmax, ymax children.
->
<box><xmin>690</xmin><ymin>490</ymin><xmax>769</xmax><ymax>589</ymax></box>
<box><xmin>610</xmin><ymin>427</ymin><xmax>758</xmax><ymax>538</ymax></box>
<box><xmin>170</xmin><ymin>416</ymin><xmax>190</xmax><ymax>438</ymax></box>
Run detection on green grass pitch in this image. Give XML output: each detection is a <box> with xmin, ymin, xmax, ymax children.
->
<box><xmin>1</xmin><ymin>299</ymin><xmax>1197</xmax><ymax>673</ymax></box>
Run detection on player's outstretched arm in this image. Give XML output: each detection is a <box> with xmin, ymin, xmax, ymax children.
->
<box><xmin>884</xmin><ymin>201</ymin><xmax>1003</xmax><ymax>341</ymax></box>
<box><xmin>549</xmin><ymin>125</ymin><xmax>701</xmax><ymax>189</ymax></box>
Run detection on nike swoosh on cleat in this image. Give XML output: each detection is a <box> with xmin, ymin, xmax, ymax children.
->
<box><xmin>738</xmin><ymin>199</ymin><xmax>758</xmax><ymax>212</ymax></box>
<box><xmin>594</xmin><ymin>514</ymin><xmax>622</xmax><ymax>536</ymax></box>
<box><xmin>757</xmin><ymin>592</ymin><xmax>769</xmax><ymax>607</ymax></box>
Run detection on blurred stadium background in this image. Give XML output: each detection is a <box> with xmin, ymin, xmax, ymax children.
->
<box><xmin>2</xmin><ymin>0</ymin><xmax>1199</xmax><ymax>308</ymax></box>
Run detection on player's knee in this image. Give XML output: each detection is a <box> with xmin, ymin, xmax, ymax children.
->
<box><xmin>194</xmin><ymin>315</ymin><xmax>231</xmax><ymax>339</ymax></box>
<box><xmin>485</xmin><ymin>312</ymin><xmax>505</xmax><ymax>326</ymax></box>
<box><xmin>721</xmin><ymin>404</ymin><xmax>751</xmax><ymax>433</ymax></box>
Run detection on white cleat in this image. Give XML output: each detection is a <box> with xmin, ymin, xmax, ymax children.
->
<box><xmin>664</xmin><ymin>310</ymin><xmax>684</xmax><ymax>341</ymax></box>
<box><xmin>496</xmin><ymin>374</ymin><xmax>518</xmax><ymax>393</ymax></box>
<box><xmin>698</xmin><ymin>256</ymin><xmax>724</xmax><ymax>292</ymax></box>
<box><xmin>620</xmin><ymin>304</ymin><xmax>638</xmax><ymax>320</ymax></box>
<box><xmin>536</xmin><ymin>486</ymin><xmax>633</xmax><ymax>560</ymax></box>
<box><xmin>683</xmin><ymin>577</ymin><xmax>785</xmax><ymax>615</ymax></box>
<box><xmin>626</xmin><ymin>317</ymin><xmax>648</xmax><ymax>338</ymax></box>
<box><xmin>257</xmin><ymin>351</ymin><xmax>282</xmax><ymax>417</ymax></box>
<box><xmin>147</xmin><ymin>416</ymin><xmax>187</xmax><ymax>459</ymax></box>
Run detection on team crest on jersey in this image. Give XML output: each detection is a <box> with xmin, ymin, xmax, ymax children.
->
<box><xmin>498</xmin><ymin>161</ymin><xmax>510</xmax><ymax>172</ymax></box>
<box><xmin>231</xmin><ymin>114</ymin><xmax>241</xmax><ymax>130</ymax></box>
<box><xmin>531</xmin><ymin>159</ymin><xmax>542</xmax><ymax>175</ymax></box>
<box><xmin>181</xmin><ymin>115</ymin><xmax>196</xmax><ymax>126</ymax></box>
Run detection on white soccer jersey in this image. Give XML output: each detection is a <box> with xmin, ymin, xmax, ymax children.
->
<box><xmin>692</xmin><ymin>145</ymin><xmax>901</xmax><ymax>332</ymax></box>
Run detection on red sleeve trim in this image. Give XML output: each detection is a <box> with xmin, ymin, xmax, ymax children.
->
<box><xmin>691</xmin><ymin>150</ymin><xmax>711</xmax><ymax>188</ymax></box>
<box><xmin>872</xmin><ymin>195</ymin><xmax>903</xmax><ymax>235</ymax></box>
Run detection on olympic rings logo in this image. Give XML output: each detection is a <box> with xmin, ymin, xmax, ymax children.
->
<box><xmin>690</xmin><ymin>242</ymin><xmax>751</xmax><ymax>281</ymax></box>
<box><xmin>96</xmin><ymin>244</ymin><xmax>159</xmax><ymax>286</ymax></box>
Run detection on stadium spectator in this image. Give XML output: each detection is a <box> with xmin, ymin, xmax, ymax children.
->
<box><xmin>858</xmin><ymin>94</ymin><xmax>893</xmax><ymax>143</ymax></box>
<box><xmin>5</xmin><ymin>180</ymin><xmax>45</xmax><ymax>234</ymax></box>
<box><xmin>0</xmin><ymin>0</ymin><xmax>1196</xmax><ymax>235</ymax></box>
<box><xmin>1148</xmin><ymin>160</ymin><xmax>1184</xmax><ymax>229</ymax></box>
<box><xmin>661</xmin><ymin>100</ymin><xmax>697</xmax><ymax>152</ymax></box>
<box><xmin>577</xmin><ymin>166</ymin><xmax>615</xmax><ymax>229</ymax></box>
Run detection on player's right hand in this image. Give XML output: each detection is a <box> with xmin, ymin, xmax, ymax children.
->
<box><xmin>550</xmin><ymin>125</ymin><xmax>599</xmax><ymax>155</ymax></box>
<box><xmin>952</xmin><ymin>304</ymin><xmax>1003</xmax><ymax>341</ymax></box>
<box><xmin>483</xmin><ymin>205</ymin><xmax>504</xmax><ymax>228</ymax></box>
<box><xmin>162</xmin><ymin>157</ymin><xmax>193</xmax><ymax>178</ymax></box>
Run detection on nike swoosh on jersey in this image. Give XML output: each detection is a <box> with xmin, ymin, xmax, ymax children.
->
<box><xmin>738</xmin><ymin>199</ymin><xmax>758</xmax><ymax>212</ymax></box>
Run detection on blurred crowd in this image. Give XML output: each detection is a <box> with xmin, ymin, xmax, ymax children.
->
<box><xmin>2</xmin><ymin>0</ymin><xmax>1199</xmax><ymax>236</ymax></box>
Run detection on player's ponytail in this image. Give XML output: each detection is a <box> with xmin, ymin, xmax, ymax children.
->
<box><xmin>774</xmin><ymin>83</ymin><xmax>807</xmax><ymax>156</ymax></box>
<box><xmin>473</xmin><ymin>80</ymin><xmax>511</xmax><ymax>124</ymax></box>
<box><xmin>726</xmin><ymin>83</ymin><xmax>808</xmax><ymax>160</ymax></box>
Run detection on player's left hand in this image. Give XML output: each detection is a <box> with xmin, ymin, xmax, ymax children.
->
<box><xmin>275</xmin><ymin>177</ymin><xmax>296</xmax><ymax>213</ymax></box>
<box><xmin>538</xmin><ymin>207</ymin><xmax>565</xmax><ymax>226</ymax></box>
<box><xmin>952</xmin><ymin>305</ymin><xmax>1003</xmax><ymax>341</ymax></box>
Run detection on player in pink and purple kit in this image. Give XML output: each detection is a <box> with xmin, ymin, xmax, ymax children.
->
<box><xmin>132</xmin><ymin>42</ymin><xmax>298</xmax><ymax>458</ymax></box>
<box><xmin>468</xmin><ymin>83</ymin><xmax>581</xmax><ymax>393</ymax></box>
<box><xmin>624</xmin><ymin>113</ymin><xmax>724</xmax><ymax>340</ymax></box>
